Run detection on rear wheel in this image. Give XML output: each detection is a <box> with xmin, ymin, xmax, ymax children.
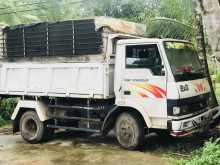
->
<box><xmin>19</xmin><ymin>111</ymin><xmax>53</xmax><ymax>143</ymax></box>
<box><xmin>116</xmin><ymin>112</ymin><xmax>145</xmax><ymax>150</ymax></box>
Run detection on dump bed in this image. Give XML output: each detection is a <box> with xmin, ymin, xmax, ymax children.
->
<box><xmin>0</xmin><ymin>62</ymin><xmax>114</xmax><ymax>99</ymax></box>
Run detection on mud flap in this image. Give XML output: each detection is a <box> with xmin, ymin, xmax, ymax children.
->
<box><xmin>12</xmin><ymin>120</ymin><xmax>19</xmax><ymax>134</ymax></box>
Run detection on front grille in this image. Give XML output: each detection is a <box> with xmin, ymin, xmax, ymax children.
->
<box><xmin>189</xmin><ymin>99</ymin><xmax>207</xmax><ymax>113</ymax></box>
<box><xmin>167</xmin><ymin>93</ymin><xmax>210</xmax><ymax>116</ymax></box>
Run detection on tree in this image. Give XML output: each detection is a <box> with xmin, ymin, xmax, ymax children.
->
<box><xmin>145</xmin><ymin>0</ymin><xmax>195</xmax><ymax>41</ymax></box>
<box><xmin>0</xmin><ymin>0</ymin><xmax>24</xmax><ymax>25</ymax></box>
<box><xmin>88</xmin><ymin>0</ymin><xmax>147</xmax><ymax>22</ymax></box>
<box><xmin>0</xmin><ymin>0</ymin><xmax>85</xmax><ymax>25</ymax></box>
<box><xmin>147</xmin><ymin>18</ymin><xmax>194</xmax><ymax>40</ymax></box>
<box><xmin>35</xmin><ymin>0</ymin><xmax>83</xmax><ymax>22</ymax></box>
<box><xmin>158</xmin><ymin>0</ymin><xmax>193</xmax><ymax>24</ymax></box>
<box><xmin>193</xmin><ymin>0</ymin><xmax>219</xmax><ymax>107</ymax></box>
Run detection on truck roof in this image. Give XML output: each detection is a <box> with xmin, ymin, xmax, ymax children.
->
<box><xmin>117</xmin><ymin>38</ymin><xmax>191</xmax><ymax>45</ymax></box>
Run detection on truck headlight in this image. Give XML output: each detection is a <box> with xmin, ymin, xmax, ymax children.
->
<box><xmin>173</xmin><ymin>106</ymin><xmax>181</xmax><ymax>115</ymax></box>
<box><xmin>172</xmin><ymin>106</ymin><xmax>189</xmax><ymax>116</ymax></box>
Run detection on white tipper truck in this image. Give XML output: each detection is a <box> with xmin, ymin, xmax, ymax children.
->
<box><xmin>0</xmin><ymin>17</ymin><xmax>219</xmax><ymax>150</ymax></box>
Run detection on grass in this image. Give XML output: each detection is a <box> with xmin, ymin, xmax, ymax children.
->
<box><xmin>169</xmin><ymin>73</ymin><xmax>220</xmax><ymax>165</ymax></box>
<box><xmin>168</xmin><ymin>138</ymin><xmax>220</xmax><ymax>165</ymax></box>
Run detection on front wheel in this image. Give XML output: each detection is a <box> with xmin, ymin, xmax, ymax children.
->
<box><xmin>116</xmin><ymin>112</ymin><xmax>145</xmax><ymax>150</ymax></box>
<box><xmin>19</xmin><ymin>111</ymin><xmax>53</xmax><ymax>143</ymax></box>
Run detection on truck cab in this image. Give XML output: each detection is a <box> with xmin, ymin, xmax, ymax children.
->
<box><xmin>114</xmin><ymin>38</ymin><xmax>218</xmax><ymax>137</ymax></box>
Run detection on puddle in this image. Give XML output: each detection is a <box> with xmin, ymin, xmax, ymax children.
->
<box><xmin>0</xmin><ymin>133</ymin><xmax>168</xmax><ymax>165</ymax></box>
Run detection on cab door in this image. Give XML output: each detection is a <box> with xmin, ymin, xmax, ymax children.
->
<box><xmin>117</xmin><ymin>43</ymin><xmax>167</xmax><ymax>128</ymax></box>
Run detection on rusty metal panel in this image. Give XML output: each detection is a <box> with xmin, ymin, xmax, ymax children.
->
<box><xmin>94</xmin><ymin>16</ymin><xmax>146</xmax><ymax>36</ymax></box>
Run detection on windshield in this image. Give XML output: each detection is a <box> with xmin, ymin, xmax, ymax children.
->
<box><xmin>164</xmin><ymin>41</ymin><xmax>205</xmax><ymax>82</ymax></box>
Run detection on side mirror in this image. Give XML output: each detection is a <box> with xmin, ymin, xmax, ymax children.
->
<box><xmin>161</xmin><ymin>67</ymin><xmax>166</xmax><ymax>76</ymax></box>
<box><xmin>152</xmin><ymin>65</ymin><xmax>165</xmax><ymax>76</ymax></box>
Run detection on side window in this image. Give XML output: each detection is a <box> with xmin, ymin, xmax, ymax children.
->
<box><xmin>126</xmin><ymin>44</ymin><xmax>163</xmax><ymax>75</ymax></box>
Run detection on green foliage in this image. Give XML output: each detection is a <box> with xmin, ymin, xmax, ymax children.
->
<box><xmin>169</xmin><ymin>139</ymin><xmax>220</xmax><ymax>165</ymax></box>
<box><xmin>0</xmin><ymin>0</ymin><xmax>194</xmax><ymax>25</ymax></box>
<box><xmin>0</xmin><ymin>0</ymin><xmax>86</xmax><ymax>25</ymax></box>
<box><xmin>0</xmin><ymin>0</ymin><xmax>196</xmax><ymax>43</ymax></box>
<box><xmin>147</xmin><ymin>18</ymin><xmax>194</xmax><ymax>40</ymax></box>
<box><xmin>215</xmin><ymin>73</ymin><xmax>220</xmax><ymax>83</ymax></box>
<box><xmin>89</xmin><ymin>0</ymin><xmax>194</xmax><ymax>40</ymax></box>
<box><xmin>0</xmin><ymin>116</ymin><xmax>6</xmax><ymax>127</ymax></box>
<box><xmin>35</xmin><ymin>0</ymin><xmax>83</xmax><ymax>22</ymax></box>
<box><xmin>208</xmin><ymin>64</ymin><xmax>216</xmax><ymax>75</ymax></box>
<box><xmin>90</xmin><ymin>0</ymin><xmax>148</xmax><ymax>22</ymax></box>
<box><xmin>146</xmin><ymin>0</ymin><xmax>194</xmax><ymax>40</ymax></box>
<box><xmin>215</xmin><ymin>88</ymin><xmax>220</xmax><ymax>103</ymax></box>
<box><xmin>158</xmin><ymin>0</ymin><xmax>193</xmax><ymax>24</ymax></box>
<box><xmin>0</xmin><ymin>98</ymin><xmax>19</xmax><ymax>126</ymax></box>
<box><xmin>0</xmin><ymin>0</ymin><xmax>195</xmax><ymax>42</ymax></box>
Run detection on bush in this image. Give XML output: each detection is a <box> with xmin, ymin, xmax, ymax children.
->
<box><xmin>169</xmin><ymin>139</ymin><xmax>220</xmax><ymax>165</ymax></box>
<box><xmin>0</xmin><ymin>116</ymin><xmax>7</xmax><ymax>127</ymax></box>
<box><xmin>0</xmin><ymin>98</ymin><xmax>19</xmax><ymax>126</ymax></box>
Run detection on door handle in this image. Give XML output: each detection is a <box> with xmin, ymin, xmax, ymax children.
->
<box><xmin>119</xmin><ymin>86</ymin><xmax>122</xmax><ymax>92</ymax></box>
<box><xmin>124</xmin><ymin>90</ymin><xmax>131</xmax><ymax>95</ymax></box>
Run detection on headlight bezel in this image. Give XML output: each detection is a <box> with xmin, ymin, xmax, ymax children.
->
<box><xmin>172</xmin><ymin>105</ymin><xmax>190</xmax><ymax>116</ymax></box>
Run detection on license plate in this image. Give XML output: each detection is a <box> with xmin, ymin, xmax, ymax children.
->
<box><xmin>192</xmin><ymin>115</ymin><xmax>210</xmax><ymax>128</ymax></box>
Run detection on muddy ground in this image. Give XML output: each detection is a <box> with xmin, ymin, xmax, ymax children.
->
<box><xmin>0</xmin><ymin>125</ymin><xmax>219</xmax><ymax>165</ymax></box>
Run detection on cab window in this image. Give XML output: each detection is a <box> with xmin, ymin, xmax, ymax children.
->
<box><xmin>126</xmin><ymin>44</ymin><xmax>163</xmax><ymax>75</ymax></box>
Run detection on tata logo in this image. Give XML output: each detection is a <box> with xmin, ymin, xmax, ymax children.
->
<box><xmin>195</xmin><ymin>83</ymin><xmax>205</xmax><ymax>93</ymax></box>
<box><xmin>180</xmin><ymin>84</ymin><xmax>189</xmax><ymax>92</ymax></box>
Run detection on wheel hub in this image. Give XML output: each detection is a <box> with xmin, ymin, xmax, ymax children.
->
<box><xmin>119</xmin><ymin>121</ymin><xmax>134</xmax><ymax>143</ymax></box>
<box><xmin>24</xmin><ymin>119</ymin><xmax>38</xmax><ymax>137</ymax></box>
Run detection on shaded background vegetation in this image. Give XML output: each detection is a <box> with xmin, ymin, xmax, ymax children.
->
<box><xmin>0</xmin><ymin>98</ymin><xmax>18</xmax><ymax>126</ymax></box>
<box><xmin>0</xmin><ymin>0</ymin><xmax>194</xmax><ymax>39</ymax></box>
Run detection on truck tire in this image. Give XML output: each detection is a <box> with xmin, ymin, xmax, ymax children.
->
<box><xmin>19</xmin><ymin>111</ymin><xmax>53</xmax><ymax>143</ymax></box>
<box><xmin>116</xmin><ymin>112</ymin><xmax>145</xmax><ymax>150</ymax></box>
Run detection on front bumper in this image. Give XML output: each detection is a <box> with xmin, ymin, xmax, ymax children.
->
<box><xmin>168</xmin><ymin>106</ymin><xmax>220</xmax><ymax>137</ymax></box>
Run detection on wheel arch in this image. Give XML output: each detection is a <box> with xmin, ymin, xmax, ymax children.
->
<box><xmin>11</xmin><ymin>100</ymin><xmax>50</xmax><ymax>133</ymax></box>
<box><xmin>101</xmin><ymin>105</ymin><xmax>151</xmax><ymax>135</ymax></box>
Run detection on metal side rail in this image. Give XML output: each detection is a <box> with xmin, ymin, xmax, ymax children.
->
<box><xmin>48</xmin><ymin>105</ymin><xmax>103</xmax><ymax>111</ymax></box>
<box><xmin>47</xmin><ymin>124</ymin><xmax>101</xmax><ymax>133</ymax></box>
<box><xmin>51</xmin><ymin>116</ymin><xmax>102</xmax><ymax>123</ymax></box>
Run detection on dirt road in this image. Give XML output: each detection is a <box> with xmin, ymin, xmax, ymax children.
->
<box><xmin>0</xmin><ymin>125</ymin><xmax>219</xmax><ymax>165</ymax></box>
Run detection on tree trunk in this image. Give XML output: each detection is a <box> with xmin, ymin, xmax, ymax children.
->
<box><xmin>194</xmin><ymin>14</ymin><xmax>219</xmax><ymax>107</ymax></box>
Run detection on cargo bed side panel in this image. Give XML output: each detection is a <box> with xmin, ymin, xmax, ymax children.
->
<box><xmin>0</xmin><ymin>63</ymin><xmax>112</xmax><ymax>99</ymax></box>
